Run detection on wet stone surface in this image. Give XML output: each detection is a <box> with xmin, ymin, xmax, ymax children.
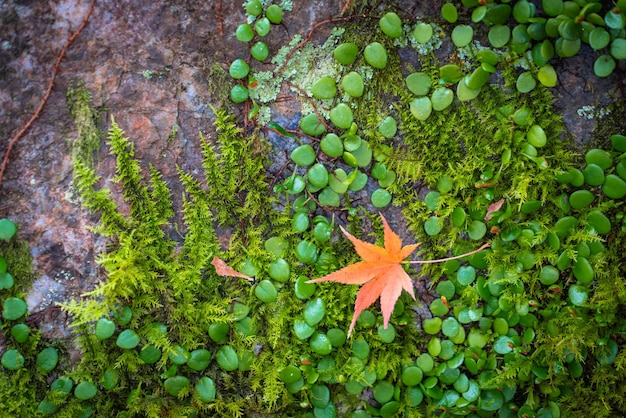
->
<box><xmin>0</xmin><ymin>0</ymin><xmax>623</xmax><ymax>342</ymax></box>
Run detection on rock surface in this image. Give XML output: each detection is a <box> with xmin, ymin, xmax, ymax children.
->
<box><xmin>0</xmin><ymin>0</ymin><xmax>623</xmax><ymax>340</ymax></box>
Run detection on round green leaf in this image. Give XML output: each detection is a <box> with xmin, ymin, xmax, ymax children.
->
<box><xmin>293</xmin><ymin>319</ymin><xmax>315</xmax><ymax>339</ymax></box>
<box><xmin>37</xmin><ymin>347</ymin><xmax>59</xmax><ymax>372</ymax></box>
<box><xmin>423</xmin><ymin>317</ymin><xmax>442</xmax><ymax>334</ymax></box>
<box><xmin>583</xmin><ymin>163</ymin><xmax>605</xmax><ymax>186</ymax></box>
<box><xmin>2</xmin><ymin>297</ymin><xmax>27</xmax><ymax>321</ymax></box>
<box><xmin>164</xmin><ymin>376</ymin><xmax>190</xmax><ymax>397</ymax></box>
<box><xmin>424</xmin><ymin>216</ymin><xmax>443</xmax><ymax>236</ymax></box>
<box><xmin>573</xmin><ymin>257</ymin><xmax>594</xmax><ymax>284</ymax></box>
<box><xmin>291</xmin><ymin>144</ymin><xmax>316</xmax><ymax>166</ymax></box>
<box><xmin>329</xmin><ymin>103</ymin><xmax>354</xmax><ymax>129</ymax></box>
<box><xmin>466</xmin><ymin>67</ymin><xmax>490</xmax><ymax>90</ymax></box>
<box><xmin>168</xmin><ymin>345</ymin><xmax>189</xmax><ymax>365</ymax></box>
<box><xmin>594</xmin><ymin>54</ymin><xmax>616</xmax><ymax>77</ymax></box>
<box><xmin>493</xmin><ymin>336</ymin><xmax>514</xmax><ymax>354</ymax></box>
<box><xmin>254</xmin><ymin>17</ymin><xmax>271</xmax><ymax>37</ymax></box>
<box><xmin>295</xmin><ymin>240</ymin><xmax>318</xmax><ymax>264</ymax></box>
<box><xmin>431</xmin><ymin>87</ymin><xmax>454</xmax><ymax>111</ymax></box>
<box><xmin>605</xmin><ymin>9</ymin><xmax>626</xmax><ymax>30</ymax></box>
<box><xmin>266</xmin><ymin>4</ymin><xmax>283</xmax><ymax>24</ymax></box>
<box><xmin>442</xmin><ymin>317</ymin><xmax>460</xmax><ymax>337</ymax></box>
<box><xmin>441</xmin><ymin>3</ymin><xmax>458</xmax><ymax>23</ymax></box>
<box><xmin>611</xmin><ymin>134</ymin><xmax>626</xmax><ymax>152</ymax></box>
<box><xmin>406</xmin><ymin>72</ymin><xmax>431</xmax><ymax>97</ymax></box>
<box><xmin>468</xmin><ymin>220</ymin><xmax>486</xmax><ymax>240</ymax></box>
<box><xmin>457</xmin><ymin>266</ymin><xmax>476</xmax><ymax>286</ymax></box>
<box><xmin>74</xmin><ymin>381</ymin><xmax>97</xmax><ymax>400</ymax></box>
<box><xmin>300</xmin><ymin>114</ymin><xmax>326</xmax><ymax>136</ymax></box>
<box><xmin>116</xmin><ymin>329</ymin><xmax>140</xmax><ymax>349</ymax></box>
<box><xmin>488</xmin><ymin>25</ymin><xmax>511</xmax><ymax>48</ymax></box>
<box><xmin>303</xmin><ymin>297</ymin><xmax>325</xmax><ymax>326</ymax></box>
<box><xmin>0</xmin><ymin>219</ymin><xmax>17</xmax><ymax>240</ymax></box>
<box><xmin>456</xmin><ymin>75</ymin><xmax>481</xmax><ymax>101</ymax></box>
<box><xmin>589</xmin><ymin>27</ymin><xmax>610</xmax><ymax>50</ymax></box>
<box><xmin>364</xmin><ymin>42</ymin><xmax>388</xmax><ymax>69</ymax></box>
<box><xmin>378</xmin><ymin>116</ymin><xmax>397</xmax><ymax>138</ymax></box>
<box><xmin>245</xmin><ymin>0</ymin><xmax>262</xmax><ymax>16</ymax></box>
<box><xmin>308</xmin><ymin>163</ymin><xmax>329</xmax><ymax>189</ymax></box>
<box><xmin>402</xmin><ymin>366</ymin><xmax>424</xmax><ymax>386</ymax></box>
<box><xmin>318</xmin><ymin>187</ymin><xmax>340</xmax><ymax>206</ymax></box>
<box><xmin>139</xmin><ymin>345</ymin><xmax>162</xmax><ymax>364</ymax></box>
<box><xmin>342</xmin><ymin>71</ymin><xmax>364</xmax><ymax>97</ymax></box>
<box><xmin>380</xmin><ymin>12</ymin><xmax>403</xmax><ymax>38</ymax></box>
<box><xmin>568</xmin><ymin>284</ymin><xmax>588</xmax><ymax>306</ymax></box>
<box><xmin>195</xmin><ymin>377</ymin><xmax>216</xmax><ymax>402</ymax></box>
<box><xmin>235</xmin><ymin>23</ymin><xmax>255</xmax><ymax>42</ymax></box>
<box><xmin>513</xmin><ymin>0</ymin><xmax>532</xmax><ymax>23</ymax></box>
<box><xmin>334</xmin><ymin>43</ymin><xmax>359</xmax><ymax>65</ymax></box>
<box><xmin>538</xmin><ymin>65</ymin><xmax>557</xmax><ymax>87</ymax></box>
<box><xmin>268</xmin><ymin>258</ymin><xmax>290</xmax><ymax>282</ymax></box>
<box><xmin>280</xmin><ymin>365</ymin><xmax>302</xmax><ymax>384</ymax></box>
<box><xmin>413</xmin><ymin>22</ymin><xmax>433</xmax><ymax>43</ymax></box>
<box><xmin>374</xmin><ymin>380</ymin><xmax>395</xmax><ymax>404</ymax></box>
<box><xmin>516</xmin><ymin>71</ymin><xmax>536</xmax><ymax>93</ymax></box>
<box><xmin>95</xmin><ymin>318</ymin><xmax>116</xmax><ymax>340</ymax></box>
<box><xmin>377</xmin><ymin>323</ymin><xmax>396</xmax><ymax>343</ymax></box>
<box><xmin>230</xmin><ymin>85</ymin><xmax>249</xmax><ymax>103</ymax></box>
<box><xmin>527</xmin><ymin>124</ymin><xmax>547</xmax><ymax>148</ymax></box>
<box><xmin>310</xmin><ymin>332</ymin><xmax>333</xmax><ymax>355</ymax></box>
<box><xmin>587</xmin><ymin>210</ymin><xmax>611</xmax><ymax>235</ymax></box>
<box><xmin>542</xmin><ymin>0</ymin><xmax>563</xmax><ymax>16</ymax></box>
<box><xmin>251</xmin><ymin>41</ymin><xmax>269</xmax><ymax>61</ymax></box>
<box><xmin>255</xmin><ymin>279</ymin><xmax>278</xmax><ymax>303</ymax></box>
<box><xmin>539</xmin><ymin>265</ymin><xmax>560</xmax><ymax>285</ymax></box>
<box><xmin>320</xmin><ymin>133</ymin><xmax>343</xmax><ymax>157</ymax></box>
<box><xmin>451</xmin><ymin>25</ymin><xmax>474</xmax><ymax>47</ymax></box>
<box><xmin>569</xmin><ymin>190</ymin><xmax>594</xmax><ymax>209</ymax></box>
<box><xmin>1</xmin><ymin>349</ymin><xmax>24</xmax><ymax>370</ymax></box>
<box><xmin>603</xmin><ymin>175</ymin><xmax>626</xmax><ymax>199</ymax></box>
<box><xmin>371</xmin><ymin>189</ymin><xmax>392</xmax><ymax>208</ymax></box>
<box><xmin>51</xmin><ymin>376</ymin><xmax>73</xmax><ymax>393</ymax></box>
<box><xmin>101</xmin><ymin>368</ymin><xmax>120</xmax><ymax>390</ymax></box>
<box><xmin>312</xmin><ymin>77</ymin><xmax>337</xmax><ymax>99</ymax></box>
<box><xmin>410</xmin><ymin>97</ymin><xmax>432</xmax><ymax>121</ymax></box>
<box><xmin>229</xmin><ymin>59</ymin><xmax>249</xmax><ymax>79</ymax></box>
<box><xmin>480</xmin><ymin>389</ymin><xmax>504</xmax><ymax>411</ymax></box>
<box><xmin>555</xmin><ymin>37</ymin><xmax>581</xmax><ymax>57</ymax></box>
<box><xmin>216</xmin><ymin>345</ymin><xmax>239</xmax><ymax>371</ymax></box>
<box><xmin>10</xmin><ymin>323</ymin><xmax>30</xmax><ymax>343</ymax></box>
<box><xmin>187</xmin><ymin>349</ymin><xmax>212</xmax><ymax>371</ymax></box>
<box><xmin>611</xmin><ymin>38</ymin><xmax>626</xmax><ymax>60</ymax></box>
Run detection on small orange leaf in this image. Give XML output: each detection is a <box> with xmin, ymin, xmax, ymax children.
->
<box><xmin>308</xmin><ymin>214</ymin><xmax>419</xmax><ymax>337</ymax></box>
<box><xmin>211</xmin><ymin>257</ymin><xmax>254</xmax><ymax>281</ymax></box>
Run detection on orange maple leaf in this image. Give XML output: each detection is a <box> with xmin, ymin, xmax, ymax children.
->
<box><xmin>308</xmin><ymin>214</ymin><xmax>489</xmax><ymax>338</ymax></box>
<box><xmin>308</xmin><ymin>214</ymin><xmax>419</xmax><ymax>338</ymax></box>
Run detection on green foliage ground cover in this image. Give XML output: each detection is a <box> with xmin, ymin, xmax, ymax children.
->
<box><xmin>1</xmin><ymin>0</ymin><xmax>626</xmax><ymax>416</ymax></box>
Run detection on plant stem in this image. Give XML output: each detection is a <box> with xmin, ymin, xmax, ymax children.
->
<box><xmin>404</xmin><ymin>242</ymin><xmax>491</xmax><ymax>264</ymax></box>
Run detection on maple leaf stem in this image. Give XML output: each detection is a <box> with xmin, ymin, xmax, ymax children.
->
<box><xmin>403</xmin><ymin>242</ymin><xmax>491</xmax><ymax>265</ymax></box>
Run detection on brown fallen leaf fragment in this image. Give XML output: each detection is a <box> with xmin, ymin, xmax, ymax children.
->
<box><xmin>211</xmin><ymin>257</ymin><xmax>254</xmax><ymax>281</ymax></box>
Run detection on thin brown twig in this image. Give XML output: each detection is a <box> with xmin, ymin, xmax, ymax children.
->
<box><xmin>0</xmin><ymin>0</ymin><xmax>96</xmax><ymax>189</ymax></box>
<box><xmin>285</xmin><ymin>81</ymin><xmax>332</xmax><ymax>132</ymax></box>
<box><xmin>216</xmin><ymin>0</ymin><xmax>224</xmax><ymax>37</ymax></box>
